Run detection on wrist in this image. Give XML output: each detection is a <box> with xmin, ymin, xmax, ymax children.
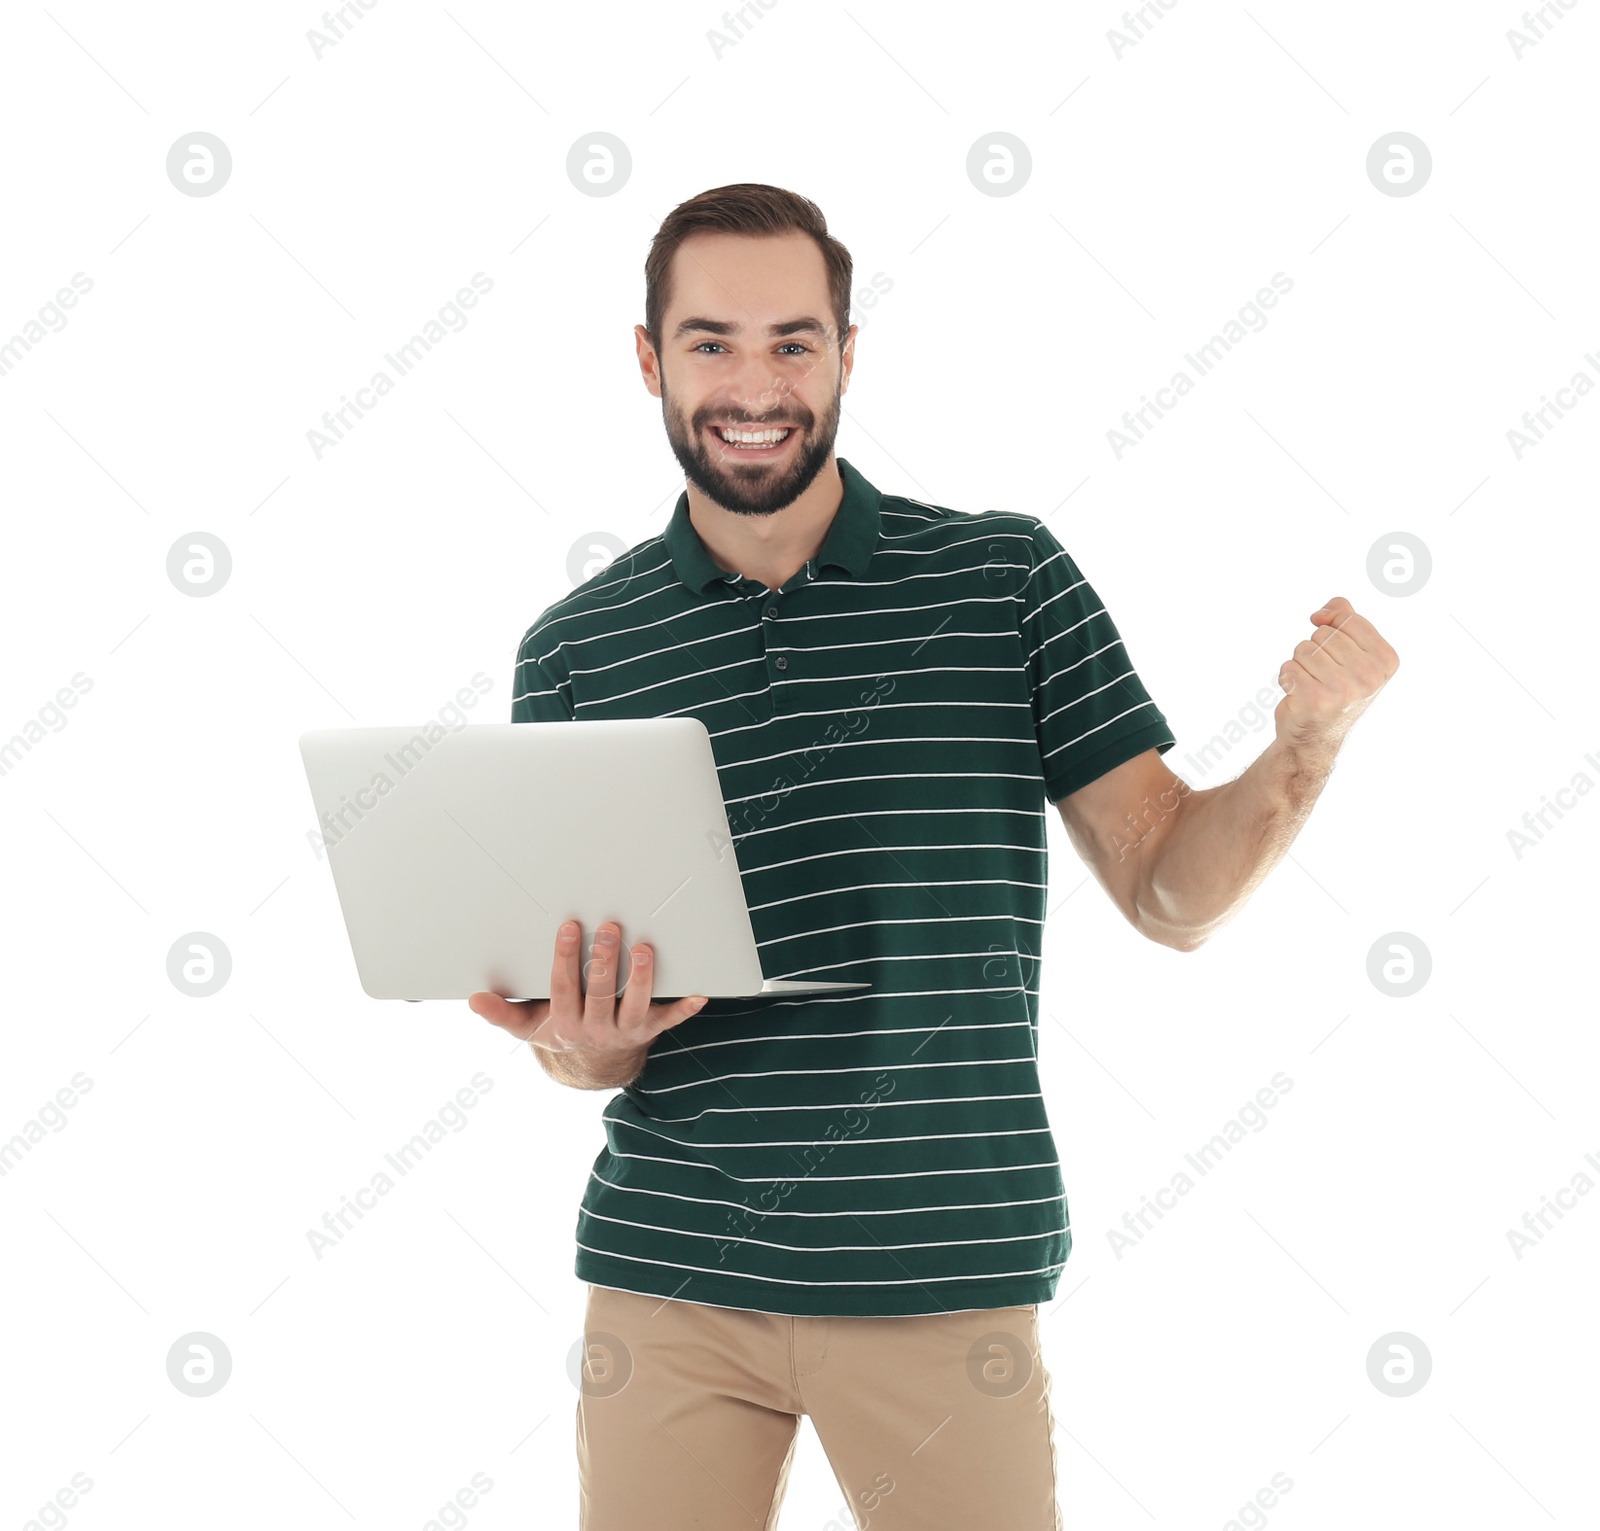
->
<box><xmin>1270</xmin><ymin>727</ymin><xmax>1340</xmax><ymax>777</ymax></box>
<box><xmin>533</xmin><ymin>1038</ymin><xmax>649</xmax><ymax>1091</ymax></box>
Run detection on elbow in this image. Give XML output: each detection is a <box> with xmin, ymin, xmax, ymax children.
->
<box><xmin>1139</xmin><ymin>919</ymin><xmax>1209</xmax><ymax>952</ymax></box>
<box><xmin>1131</xmin><ymin>897</ymin><xmax>1211</xmax><ymax>952</ymax></box>
<box><xmin>1131</xmin><ymin>869</ymin><xmax>1211</xmax><ymax>952</ymax></box>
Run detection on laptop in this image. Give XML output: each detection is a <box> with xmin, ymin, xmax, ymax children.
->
<box><xmin>298</xmin><ymin>718</ymin><xmax>871</xmax><ymax>1002</ymax></box>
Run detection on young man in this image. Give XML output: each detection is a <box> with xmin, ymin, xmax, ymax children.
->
<box><xmin>470</xmin><ymin>184</ymin><xmax>1398</xmax><ymax>1530</ymax></box>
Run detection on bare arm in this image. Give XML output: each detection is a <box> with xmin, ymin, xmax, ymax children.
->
<box><xmin>1056</xmin><ymin>595</ymin><xmax>1399</xmax><ymax>950</ymax></box>
<box><xmin>536</xmin><ymin>1037</ymin><xmax>649</xmax><ymax>1092</ymax></box>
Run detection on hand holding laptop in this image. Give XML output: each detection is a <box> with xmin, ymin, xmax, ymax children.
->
<box><xmin>469</xmin><ymin>918</ymin><xmax>708</xmax><ymax>1086</ymax></box>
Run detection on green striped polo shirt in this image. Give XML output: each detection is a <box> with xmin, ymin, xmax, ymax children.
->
<box><xmin>511</xmin><ymin>457</ymin><xmax>1175</xmax><ymax>1316</ymax></box>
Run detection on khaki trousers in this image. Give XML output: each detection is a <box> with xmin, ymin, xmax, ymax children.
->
<box><xmin>576</xmin><ymin>1282</ymin><xmax>1064</xmax><ymax>1530</ymax></box>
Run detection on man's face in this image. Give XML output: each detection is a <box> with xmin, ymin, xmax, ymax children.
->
<box><xmin>640</xmin><ymin>231</ymin><xmax>855</xmax><ymax>517</ymax></box>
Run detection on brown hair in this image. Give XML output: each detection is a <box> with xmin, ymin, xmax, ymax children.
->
<box><xmin>643</xmin><ymin>183</ymin><xmax>854</xmax><ymax>355</ymax></box>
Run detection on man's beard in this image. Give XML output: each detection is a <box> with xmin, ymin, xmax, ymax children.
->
<box><xmin>661</xmin><ymin>377</ymin><xmax>842</xmax><ymax>518</ymax></box>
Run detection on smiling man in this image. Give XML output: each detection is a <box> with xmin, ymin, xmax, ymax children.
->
<box><xmin>479</xmin><ymin>183</ymin><xmax>1399</xmax><ymax>1530</ymax></box>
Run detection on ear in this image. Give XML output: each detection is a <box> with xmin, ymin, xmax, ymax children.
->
<box><xmin>634</xmin><ymin>324</ymin><xmax>663</xmax><ymax>399</ymax></box>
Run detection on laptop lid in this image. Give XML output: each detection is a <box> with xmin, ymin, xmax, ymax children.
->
<box><xmin>299</xmin><ymin>718</ymin><xmax>853</xmax><ymax>1001</ymax></box>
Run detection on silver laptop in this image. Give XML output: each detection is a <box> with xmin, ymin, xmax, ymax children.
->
<box><xmin>298</xmin><ymin>718</ymin><xmax>871</xmax><ymax>1002</ymax></box>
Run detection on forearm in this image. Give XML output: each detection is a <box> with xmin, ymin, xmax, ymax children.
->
<box><xmin>533</xmin><ymin>1039</ymin><xmax>650</xmax><ymax>1091</ymax></box>
<box><xmin>1136</xmin><ymin>736</ymin><xmax>1340</xmax><ymax>949</ymax></box>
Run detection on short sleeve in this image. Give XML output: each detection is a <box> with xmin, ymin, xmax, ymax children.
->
<box><xmin>1017</xmin><ymin>518</ymin><xmax>1175</xmax><ymax>802</ymax></box>
<box><xmin>511</xmin><ymin>630</ymin><xmax>574</xmax><ymax>723</ymax></box>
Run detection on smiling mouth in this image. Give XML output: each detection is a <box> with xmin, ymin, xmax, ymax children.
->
<box><xmin>707</xmin><ymin>424</ymin><xmax>797</xmax><ymax>455</ymax></box>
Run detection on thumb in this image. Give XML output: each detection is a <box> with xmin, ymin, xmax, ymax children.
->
<box><xmin>653</xmin><ymin>995</ymin><xmax>710</xmax><ymax>1031</ymax></box>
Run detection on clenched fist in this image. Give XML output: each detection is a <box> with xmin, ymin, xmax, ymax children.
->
<box><xmin>1276</xmin><ymin>596</ymin><xmax>1399</xmax><ymax>755</ymax></box>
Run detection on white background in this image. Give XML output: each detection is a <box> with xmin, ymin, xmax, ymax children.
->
<box><xmin>1</xmin><ymin>1</ymin><xmax>1595</xmax><ymax>1527</ymax></box>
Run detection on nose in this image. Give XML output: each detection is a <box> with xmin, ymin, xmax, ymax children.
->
<box><xmin>724</xmin><ymin>356</ymin><xmax>800</xmax><ymax>422</ymax></box>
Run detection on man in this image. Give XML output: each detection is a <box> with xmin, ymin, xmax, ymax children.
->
<box><xmin>469</xmin><ymin>183</ymin><xmax>1398</xmax><ymax>1530</ymax></box>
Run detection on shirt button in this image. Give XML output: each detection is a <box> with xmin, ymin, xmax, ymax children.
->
<box><xmin>774</xmin><ymin>656</ymin><xmax>788</xmax><ymax>670</ymax></box>
<box><xmin>765</xmin><ymin>606</ymin><xmax>778</xmax><ymax>620</ymax></box>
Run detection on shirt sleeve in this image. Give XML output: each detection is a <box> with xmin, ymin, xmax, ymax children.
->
<box><xmin>511</xmin><ymin>629</ymin><xmax>575</xmax><ymax>723</ymax></box>
<box><xmin>1017</xmin><ymin>517</ymin><xmax>1175</xmax><ymax>802</ymax></box>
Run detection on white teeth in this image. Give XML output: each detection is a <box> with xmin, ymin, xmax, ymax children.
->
<box><xmin>716</xmin><ymin>426</ymin><xmax>791</xmax><ymax>445</ymax></box>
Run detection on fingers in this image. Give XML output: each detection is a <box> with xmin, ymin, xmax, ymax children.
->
<box><xmin>1288</xmin><ymin>597</ymin><xmax>1399</xmax><ymax>699</ymax></box>
<box><xmin>1302</xmin><ymin>620</ymin><xmax>1364</xmax><ymax>669</ymax></box>
<box><xmin>614</xmin><ymin>939</ymin><xmax>656</xmax><ymax>1031</ymax></box>
<box><xmin>467</xmin><ymin>990</ymin><xmax>510</xmax><ymax>1026</ymax></box>
<box><xmin>1310</xmin><ymin>597</ymin><xmax>1400</xmax><ymax>673</ymax></box>
<box><xmin>552</xmin><ymin>918</ymin><xmax>583</xmax><ymax>1019</ymax></box>
<box><xmin>582</xmin><ymin>922</ymin><xmax>623</xmax><ymax>1026</ymax></box>
<box><xmin>468</xmin><ymin>918</ymin><xmax>588</xmax><ymax>1044</ymax></box>
<box><xmin>1289</xmin><ymin>634</ymin><xmax>1343</xmax><ymax>688</ymax></box>
<box><xmin>655</xmin><ymin>992</ymin><xmax>713</xmax><ymax>1031</ymax></box>
<box><xmin>467</xmin><ymin>989</ymin><xmax>548</xmax><ymax>1044</ymax></box>
<box><xmin>592</xmin><ymin>927</ymin><xmax>670</xmax><ymax>1040</ymax></box>
<box><xmin>516</xmin><ymin>921</ymin><xmax>710</xmax><ymax>1051</ymax></box>
<box><xmin>471</xmin><ymin>921</ymin><xmax>703</xmax><ymax>1054</ymax></box>
<box><xmin>613</xmin><ymin>942</ymin><xmax>711</xmax><ymax>1036</ymax></box>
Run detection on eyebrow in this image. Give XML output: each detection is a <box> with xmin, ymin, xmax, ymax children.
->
<box><xmin>671</xmin><ymin>315</ymin><xmax>831</xmax><ymax>342</ymax></box>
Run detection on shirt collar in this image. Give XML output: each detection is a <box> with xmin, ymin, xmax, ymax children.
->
<box><xmin>664</xmin><ymin>456</ymin><xmax>882</xmax><ymax>595</ymax></box>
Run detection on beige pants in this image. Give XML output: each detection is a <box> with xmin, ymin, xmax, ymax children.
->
<box><xmin>576</xmin><ymin>1282</ymin><xmax>1064</xmax><ymax>1530</ymax></box>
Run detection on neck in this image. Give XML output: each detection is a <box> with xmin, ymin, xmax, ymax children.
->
<box><xmin>688</xmin><ymin>456</ymin><xmax>844</xmax><ymax>592</ymax></box>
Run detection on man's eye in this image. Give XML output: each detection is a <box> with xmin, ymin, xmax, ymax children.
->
<box><xmin>691</xmin><ymin>342</ymin><xmax>813</xmax><ymax>355</ymax></box>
